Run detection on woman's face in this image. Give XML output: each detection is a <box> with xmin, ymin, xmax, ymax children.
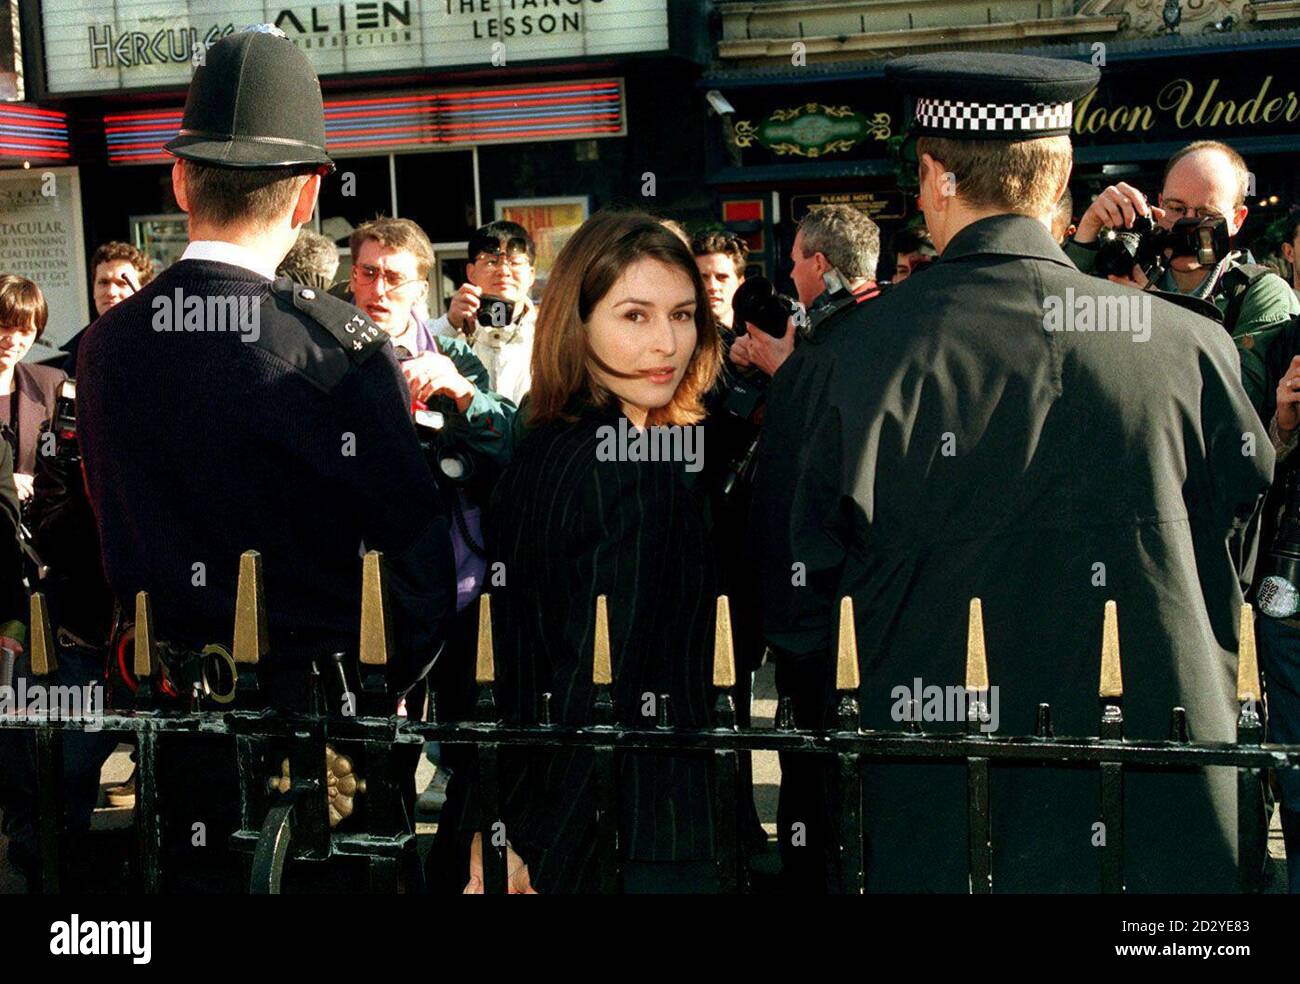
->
<box><xmin>0</xmin><ymin>320</ymin><xmax>37</xmax><ymax>372</ymax></box>
<box><xmin>586</xmin><ymin>257</ymin><xmax>698</xmax><ymax>424</ymax></box>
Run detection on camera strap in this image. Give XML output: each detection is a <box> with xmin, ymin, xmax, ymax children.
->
<box><xmin>1222</xmin><ymin>263</ymin><xmax>1274</xmax><ymax>334</ymax></box>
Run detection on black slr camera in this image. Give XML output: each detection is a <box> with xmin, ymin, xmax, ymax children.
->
<box><xmin>1094</xmin><ymin>213</ymin><xmax>1232</xmax><ymax>281</ymax></box>
<box><xmin>475</xmin><ymin>294</ymin><xmax>513</xmax><ymax>329</ymax></box>
<box><xmin>731</xmin><ymin>276</ymin><xmax>798</xmax><ymax>338</ymax></box>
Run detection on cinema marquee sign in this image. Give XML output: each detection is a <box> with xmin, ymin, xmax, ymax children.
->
<box><xmin>40</xmin><ymin>0</ymin><xmax>668</xmax><ymax>94</ymax></box>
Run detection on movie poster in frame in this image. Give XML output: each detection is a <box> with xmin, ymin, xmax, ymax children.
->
<box><xmin>494</xmin><ymin>197</ymin><xmax>589</xmax><ymax>292</ymax></box>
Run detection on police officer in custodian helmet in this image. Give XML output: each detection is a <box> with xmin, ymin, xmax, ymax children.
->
<box><xmin>73</xmin><ymin>27</ymin><xmax>457</xmax><ymax>889</ymax></box>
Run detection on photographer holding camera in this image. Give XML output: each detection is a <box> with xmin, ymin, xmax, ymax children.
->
<box><xmin>346</xmin><ymin>217</ymin><xmax>515</xmax><ymax>467</ymax></box>
<box><xmin>343</xmin><ymin>217</ymin><xmax>517</xmax><ymax>843</ymax></box>
<box><xmin>748</xmin><ymin>204</ymin><xmax>882</xmax><ymax>892</ymax></box>
<box><xmin>1066</xmin><ymin>140</ymin><xmax>1299</xmax><ymax>417</ymax></box>
<box><xmin>430</xmin><ymin>221</ymin><xmax>536</xmax><ymax>405</ymax></box>
<box><xmin>731</xmin><ymin>205</ymin><xmax>881</xmax><ymax>382</ymax></box>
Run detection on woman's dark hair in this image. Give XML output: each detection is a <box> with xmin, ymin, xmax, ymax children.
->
<box><xmin>0</xmin><ymin>274</ymin><xmax>49</xmax><ymax>341</ymax></box>
<box><xmin>468</xmin><ymin>220</ymin><xmax>536</xmax><ymax>264</ymax></box>
<box><xmin>529</xmin><ymin>210</ymin><xmax>722</xmax><ymax>427</ymax></box>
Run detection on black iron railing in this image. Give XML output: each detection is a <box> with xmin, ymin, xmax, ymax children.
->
<box><xmin>2</xmin><ymin>551</ymin><xmax>1297</xmax><ymax>894</ymax></box>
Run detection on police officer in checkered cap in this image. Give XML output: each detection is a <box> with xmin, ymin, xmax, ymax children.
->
<box><xmin>752</xmin><ymin>51</ymin><xmax>1275</xmax><ymax>892</ymax></box>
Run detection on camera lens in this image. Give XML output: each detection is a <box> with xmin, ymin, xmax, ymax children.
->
<box><xmin>732</xmin><ymin>277</ymin><xmax>795</xmax><ymax>337</ymax></box>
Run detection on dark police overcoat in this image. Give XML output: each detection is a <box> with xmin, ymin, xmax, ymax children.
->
<box><xmin>754</xmin><ymin>214</ymin><xmax>1273</xmax><ymax>892</ymax></box>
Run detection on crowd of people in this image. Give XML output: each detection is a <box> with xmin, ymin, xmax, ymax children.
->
<box><xmin>4</xmin><ymin>29</ymin><xmax>1300</xmax><ymax>896</ymax></box>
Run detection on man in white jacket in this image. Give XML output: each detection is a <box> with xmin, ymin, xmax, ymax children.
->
<box><xmin>430</xmin><ymin>221</ymin><xmax>536</xmax><ymax>404</ymax></box>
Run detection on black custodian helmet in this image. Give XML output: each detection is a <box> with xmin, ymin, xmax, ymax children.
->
<box><xmin>164</xmin><ymin>25</ymin><xmax>334</xmax><ymax>172</ymax></box>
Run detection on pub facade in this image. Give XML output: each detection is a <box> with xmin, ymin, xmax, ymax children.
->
<box><xmin>702</xmin><ymin>0</ymin><xmax>1300</xmax><ymax>290</ymax></box>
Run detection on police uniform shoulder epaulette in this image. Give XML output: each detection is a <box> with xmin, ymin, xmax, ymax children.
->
<box><xmin>269</xmin><ymin>276</ymin><xmax>387</xmax><ymax>364</ymax></box>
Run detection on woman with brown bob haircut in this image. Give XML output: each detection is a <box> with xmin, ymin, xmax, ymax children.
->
<box><xmin>463</xmin><ymin>211</ymin><xmax>724</xmax><ymax>893</ymax></box>
<box><xmin>0</xmin><ymin>274</ymin><xmax>65</xmax><ymax>503</ymax></box>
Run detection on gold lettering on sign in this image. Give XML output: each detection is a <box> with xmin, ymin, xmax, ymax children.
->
<box><xmin>1074</xmin><ymin>89</ymin><xmax>1154</xmax><ymax>135</ymax></box>
<box><xmin>1077</xmin><ymin>76</ymin><xmax>1300</xmax><ymax>133</ymax></box>
<box><xmin>1195</xmin><ymin>79</ymin><xmax>1226</xmax><ymax>127</ymax></box>
<box><xmin>1157</xmin><ymin>79</ymin><xmax>1195</xmax><ymax>128</ymax></box>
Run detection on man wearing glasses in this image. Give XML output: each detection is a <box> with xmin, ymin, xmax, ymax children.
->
<box><xmin>347</xmin><ymin>218</ymin><xmax>514</xmax><ymax>466</ymax></box>
<box><xmin>430</xmin><ymin>221</ymin><xmax>537</xmax><ymax>405</ymax></box>
<box><xmin>1065</xmin><ymin>139</ymin><xmax>1299</xmax><ymax>418</ymax></box>
<box><xmin>346</xmin><ymin>217</ymin><xmax>514</xmax><ymax>839</ymax></box>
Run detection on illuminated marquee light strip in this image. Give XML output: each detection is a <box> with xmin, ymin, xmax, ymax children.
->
<box><xmin>0</xmin><ymin>105</ymin><xmax>72</xmax><ymax>161</ymax></box>
<box><xmin>104</xmin><ymin>80</ymin><xmax>626</xmax><ymax>163</ymax></box>
<box><xmin>105</xmin><ymin>110</ymin><xmax>186</xmax><ymax>163</ymax></box>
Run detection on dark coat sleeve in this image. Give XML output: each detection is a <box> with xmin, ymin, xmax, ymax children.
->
<box><xmin>752</xmin><ymin>343</ymin><xmax>849</xmax><ymax>657</ymax></box>
<box><xmin>328</xmin><ymin>348</ymin><xmax>458</xmax><ymax>693</ymax></box>
<box><xmin>0</xmin><ymin>438</ymin><xmax>27</xmax><ymax>643</ymax></box>
<box><xmin>1197</xmin><ymin>328</ymin><xmax>1275</xmax><ymax>590</ymax></box>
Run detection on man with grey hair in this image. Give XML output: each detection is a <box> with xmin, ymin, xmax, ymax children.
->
<box><xmin>276</xmin><ymin>227</ymin><xmax>339</xmax><ymax>291</ymax></box>
<box><xmin>737</xmin><ymin>203</ymin><xmax>883</xmax><ymax>892</ymax></box>
<box><xmin>732</xmin><ymin>204</ymin><xmax>881</xmax><ymax>378</ymax></box>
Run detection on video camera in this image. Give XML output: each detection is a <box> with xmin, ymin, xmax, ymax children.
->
<box><xmin>1094</xmin><ymin>214</ymin><xmax>1232</xmax><ymax>282</ymax></box>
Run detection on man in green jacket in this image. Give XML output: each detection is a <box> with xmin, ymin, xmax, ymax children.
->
<box><xmin>1064</xmin><ymin>139</ymin><xmax>1298</xmax><ymax>421</ymax></box>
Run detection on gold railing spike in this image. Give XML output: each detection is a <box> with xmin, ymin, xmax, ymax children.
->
<box><xmin>232</xmin><ymin>550</ymin><xmax>269</xmax><ymax>665</ymax></box>
<box><xmin>475</xmin><ymin>592</ymin><xmax>495</xmax><ymax>685</ymax></box>
<box><xmin>593</xmin><ymin>594</ymin><xmax>613</xmax><ymax>686</ymax></box>
<box><xmin>965</xmin><ymin>598</ymin><xmax>989</xmax><ymax>691</ymax></box>
<box><xmin>358</xmin><ymin>550</ymin><xmax>391</xmax><ymax>667</ymax></box>
<box><xmin>836</xmin><ymin>596</ymin><xmax>860</xmax><ymax>692</ymax></box>
<box><xmin>1099</xmin><ymin>599</ymin><xmax>1123</xmax><ymax>699</ymax></box>
<box><xmin>713</xmin><ymin>595</ymin><xmax>736</xmax><ymax>689</ymax></box>
<box><xmin>1237</xmin><ymin>603</ymin><xmax>1261</xmax><ymax>703</ymax></box>
<box><xmin>28</xmin><ymin>592</ymin><xmax>56</xmax><ymax>676</ymax></box>
<box><xmin>134</xmin><ymin>591</ymin><xmax>157</xmax><ymax>679</ymax></box>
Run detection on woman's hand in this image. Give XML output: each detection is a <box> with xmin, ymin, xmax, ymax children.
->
<box><xmin>464</xmin><ymin>831</ymin><xmax>538</xmax><ymax>894</ymax></box>
<box><xmin>13</xmin><ymin>473</ymin><xmax>34</xmax><ymax>502</ymax></box>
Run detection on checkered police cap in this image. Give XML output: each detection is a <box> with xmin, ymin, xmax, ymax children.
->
<box><xmin>887</xmin><ymin>52</ymin><xmax>1099</xmax><ymax>141</ymax></box>
<box><xmin>913</xmin><ymin>96</ymin><xmax>1075</xmax><ymax>135</ymax></box>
